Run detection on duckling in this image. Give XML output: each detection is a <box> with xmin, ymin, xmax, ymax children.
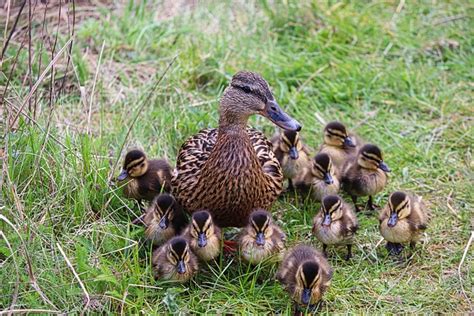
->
<box><xmin>143</xmin><ymin>193</ymin><xmax>188</xmax><ymax>245</ymax></box>
<box><xmin>183</xmin><ymin>210</ymin><xmax>222</xmax><ymax>261</ymax></box>
<box><xmin>312</xmin><ymin>195</ymin><xmax>358</xmax><ymax>260</ymax></box>
<box><xmin>277</xmin><ymin>245</ymin><xmax>332</xmax><ymax>306</ymax></box>
<box><xmin>318</xmin><ymin>121</ymin><xmax>360</xmax><ymax>170</ymax></box>
<box><xmin>239</xmin><ymin>209</ymin><xmax>286</xmax><ymax>264</ymax></box>
<box><xmin>341</xmin><ymin>144</ymin><xmax>390</xmax><ymax>212</ymax></box>
<box><xmin>294</xmin><ymin>153</ymin><xmax>340</xmax><ymax>201</ymax></box>
<box><xmin>152</xmin><ymin>236</ymin><xmax>198</xmax><ymax>282</ymax></box>
<box><xmin>379</xmin><ymin>191</ymin><xmax>429</xmax><ymax>255</ymax></box>
<box><xmin>271</xmin><ymin>130</ymin><xmax>311</xmax><ymax>191</ymax></box>
<box><xmin>117</xmin><ymin>149</ymin><xmax>173</xmax><ymax>203</ymax></box>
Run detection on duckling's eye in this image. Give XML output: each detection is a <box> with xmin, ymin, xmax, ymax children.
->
<box><xmin>242</xmin><ymin>86</ymin><xmax>252</xmax><ymax>93</ymax></box>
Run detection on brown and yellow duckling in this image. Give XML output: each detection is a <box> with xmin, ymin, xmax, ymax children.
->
<box><xmin>312</xmin><ymin>195</ymin><xmax>358</xmax><ymax>260</ymax></box>
<box><xmin>295</xmin><ymin>153</ymin><xmax>340</xmax><ymax>201</ymax></box>
<box><xmin>318</xmin><ymin>121</ymin><xmax>360</xmax><ymax>170</ymax></box>
<box><xmin>152</xmin><ymin>236</ymin><xmax>198</xmax><ymax>282</ymax></box>
<box><xmin>379</xmin><ymin>191</ymin><xmax>429</xmax><ymax>255</ymax></box>
<box><xmin>239</xmin><ymin>209</ymin><xmax>286</xmax><ymax>264</ymax></box>
<box><xmin>183</xmin><ymin>210</ymin><xmax>222</xmax><ymax>261</ymax></box>
<box><xmin>172</xmin><ymin>71</ymin><xmax>301</xmax><ymax>228</ymax></box>
<box><xmin>277</xmin><ymin>245</ymin><xmax>332</xmax><ymax>307</ymax></box>
<box><xmin>143</xmin><ymin>193</ymin><xmax>188</xmax><ymax>245</ymax></box>
<box><xmin>271</xmin><ymin>130</ymin><xmax>311</xmax><ymax>191</ymax></box>
<box><xmin>342</xmin><ymin>144</ymin><xmax>390</xmax><ymax>212</ymax></box>
<box><xmin>117</xmin><ymin>149</ymin><xmax>173</xmax><ymax>203</ymax></box>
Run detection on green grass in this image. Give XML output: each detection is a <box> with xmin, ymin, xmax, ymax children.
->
<box><xmin>1</xmin><ymin>0</ymin><xmax>473</xmax><ymax>313</ymax></box>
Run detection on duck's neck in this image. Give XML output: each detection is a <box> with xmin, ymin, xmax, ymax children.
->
<box><xmin>217</xmin><ymin>110</ymin><xmax>249</xmax><ymax>134</ymax></box>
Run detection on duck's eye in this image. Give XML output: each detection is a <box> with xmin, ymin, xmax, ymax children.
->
<box><xmin>242</xmin><ymin>86</ymin><xmax>251</xmax><ymax>93</ymax></box>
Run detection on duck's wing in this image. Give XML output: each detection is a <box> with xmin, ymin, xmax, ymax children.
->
<box><xmin>248</xmin><ymin>128</ymin><xmax>283</xmax><ymax>181</ymax></box>
<box><xmin>172</xmin><ymin>128</ymin><xmax>217</xmax><ymax>203</ymax></box>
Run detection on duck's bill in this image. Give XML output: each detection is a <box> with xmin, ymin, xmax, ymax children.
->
<box><xmin>262</xmin><ymin>100</ymin><xmax>301</xmax><ymax>131</ymax></box>
<box><xmin>344</xmin><ymin>136</ymin><xmax>356</xmax><ymax>147</ymax></box>
<box><xmin>117</xmin><ymin>169</ymin><xmax>129</xmax><ymax>181</ymax></box>
<box><xmin>289</xmin><ymin>146</ymin><xmax>299</xmax><ymax>160</ymax></box>
<box><xmin>301</xmin><ymin>288</ymin><xmax>311</xmax><ymax>305</ymax></box>
<box><xmin>323</xmin><ymin>173</ymin><xmax>333</xmax><ymax>185</ymax></box>
<box><xmin>177</xmin><ymin>260</ymin><xmax>186</xmax><ymax>274</ymax></box>
<box><xmin>388</xmin><ymin>213</ymin><xmax>398</xmax><ymax>227</ymax></box>
<box><xmin>322</xmin><ymin>214</ymin><xmax>332</xmax><ymax>226</ymax></box>
<box><xmin>379</xmin><ymin>161</ymin><xmax>391</xmax><ymax>172</ymax></box>
<box><xmin>198</xmin><ymin>232</ymin><xmax>207</xmax><ymax>248</ymax></box>
<box><xmin>159</xmin><ymin>217</ymin><xmax>169</xmax><ymax>230</ymax></box>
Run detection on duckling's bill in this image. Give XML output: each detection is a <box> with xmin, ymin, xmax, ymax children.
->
<box><xmin>117</xmin><ymin>169</ymin><xmax>129</xmax><ymax>181</ymax></box>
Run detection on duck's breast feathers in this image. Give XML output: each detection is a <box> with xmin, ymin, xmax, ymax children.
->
<box><xmin>172</xmin><ymin>128</ymin><xmax>217</xmax><ymax>193</ymax></box>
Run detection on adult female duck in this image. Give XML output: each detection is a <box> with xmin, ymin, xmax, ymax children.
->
<box><xmin>172</xmin><ymin>71</ymin><xmax>301</xmax><ymax>227</ymax></box>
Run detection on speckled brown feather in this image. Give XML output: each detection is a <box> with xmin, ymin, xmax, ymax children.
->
<box><xmin>172</xmin><ymin>127</ymin><xmax>282</xmax><ymax>227</ymax></box>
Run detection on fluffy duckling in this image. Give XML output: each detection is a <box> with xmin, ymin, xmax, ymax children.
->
<box><xmin>312</xmin><ymin>195</ymin><xmax>358</xmax><ymax>260</ymax></box>
<box><xmin>342</xmin><ymin>144</ymin><xmax>390</xmax><ymax>212</ymax></box>
<box><xmin>295</xmin><ymin>153</ymin><xmax>340</xmax><ymax>201</ymax></box>
<box><xmin>277</xmin><ymin>245</ymin><xmax>332</xmax><ymax>306</ymax></box>
<box><xmin>271</xmin><ymin>130</ymin><xmax>311</xmax><ymax>191</ymax></box>
<box><xmin>239</xmin><ymin>209</ymin><xmax>286</xmax><ymax>264</ymax></box>
<box><xmin>143</xmin><ymin>193</ymin><xmax>188</xmax><ymax>245</ymax></box>
<box><xmin>183</xmin><ymin>210</ymin><xmax>222</xmax><ymax>261</ymax></box>
<box><xmin>379</xmin><ymin>191</ymin><xmax>429</xmax><ymax>255</ymax></box>
<box><xmin>152</xmin><ymin>236</ymin><xmax>198</xmax><ymax>282</ymax></box>
<box><xmin>117</xmin><ymin>149</ymin><xmax>173</xmax><ymax>202</ymax></box>
<box><xmin>318</xmin><ymin>121</ymin><xmax>360</xmax><ymax>170</ymax></box>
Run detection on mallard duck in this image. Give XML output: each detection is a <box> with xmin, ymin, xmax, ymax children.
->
<box><xmin>183</xmin><ymin>210</ymin><xmax>222</xmax><ymax>261</ymax></box>
<box><xmin>277</xmin><ymin>245</ymin><xmax>332</xmax><ymax>306</ymax></box>
<box><xmin>143</xmin><ymin>193</ymin><xmax>188</xmax><ymax>245</ymax></box>
<box><xmin>239</xmin><ymin>209</ymin><xmax>286</xmax><ymax>264</ymax></box>
<box><xmin>294</xmin><ymin>153</ymin><xmax>340</xmax><ymax>201</ymax></box>
<box><xmin>318</xmin><ymin>121</ymin><xmax>360</xmax><ymax>170</ymax></box>
<box><xmin>117</xmin><ymin>149</ymin><xmax>172</xmax><ymax>202</ymax></box>
<box><xmin>379</xmin><ymin>191</ymin><xmax>429</xmax><ymax>255</ymax></box>
<box><xmin>270</xmin><ymin>130</ymin><xmax>311</xmax><ymax>191</ymax></box>
<box><xmin>152</xmin><ymin>236</ymin><xmax>198</xmax><ymax>282</ymax></box>
<box><xmin>172</xmin><ymin>71</ymin><xmax>301</xmax><ymax>227</ymax></box>
<box><xmin>341</xmin><ymin>144</ymin><xmax>390</xmax><ymax>212</ymax></box>
<box><xmin>312</xmin><ymin>195</ymin><xmax>358</xmax><ymax>260</ymax></box>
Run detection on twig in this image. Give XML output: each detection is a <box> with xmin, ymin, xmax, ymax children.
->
<box><xmin>10</xmin><ymin>36</ymin><xmax>74</xmax><ymax>128</ymax></box>
<box><xmin>58</xmin><ymin>0</ymin><xmax>76</xmax><ymax>99</ymax></box>
<box><xmin>0</xmin><ymin>231</ymin><xmax>20</xmax><ymax>314</ymax></box>
<box><xmin>446</xmin><ymin>190</ymin><xmax>461</xmax><ymax>220</ymax></box>
<box><xmin>34</xmin><ymin>0</ymin><xmax>49</xmax><ymax>119</ymax></box>
<box><xmin>0</xmin><ymin>215</ymin><xmax>58</xmax><ymax>310</ymax></box>
<box><xmin>433</xmin><ymin>15</ymin><xmax>468</xmax><ymax>26</ymax></box>
<box><xmin>2</xmin><ymin>0</ymin><xmax>12</xmax><ymax>44</ymax></box>
<box><xmin>57</xmin><ymin>242</ymin><xmax>90</xmax><ymax>314</ymax></box>
<box><xmin>27</xmin><ymin>0</ymin><xmax>33</xmax><ymax>119</ymax></box>
<box><xmin>88</xmin><ymin>40</ymin><xmax>105</xmax><ymax>134</ymax></box>
<box><xmin>0</xmin><ymin>0</ymin><xmax>26</xmax><ymax>61</ymax></box>
<box><xmin>107</xmin><ymin>54</ymin><xmax>178</xmax><ymax>182</ymax></box>
<box><xmin>457</xmin><ymin>231</ymin><xmax>473</xmax><ymax>304</ymax></box>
